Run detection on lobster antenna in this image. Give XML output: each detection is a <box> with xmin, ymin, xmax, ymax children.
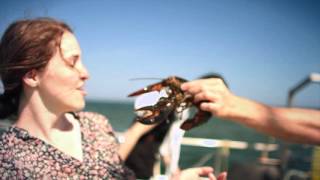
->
<box><xmin>129</xmin><ymin>78</ymin><xmax>163</xmax><ymax>81</ymax></box>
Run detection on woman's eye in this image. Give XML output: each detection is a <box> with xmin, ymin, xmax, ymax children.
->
<box><xmin>68</xmin><ymin>57</ymin><xmax>78</xmax><ymax>67</ymax></box>
<box><xmin>70</xmin><ymin>59</ymin><xmax>76</xmax><ymax>66</ymax></box>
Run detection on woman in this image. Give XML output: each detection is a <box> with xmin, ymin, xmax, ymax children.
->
<box><xmin>0</xmin><ymin>17</ymin><xmax>135</xmax><ymax>179</ymax></box>
<box><xmin>0</xmin><ymin>18</ymin><xmax>225</xmax><ymax>180</ymax></box>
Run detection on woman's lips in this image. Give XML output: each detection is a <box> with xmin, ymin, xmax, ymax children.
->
<box><xmin>77</xmin><ymin>86</ymin><xmax>87</xmax><ymax>96</ymax></box>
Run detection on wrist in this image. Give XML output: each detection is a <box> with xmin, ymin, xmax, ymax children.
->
<box><xmin>225</xmin><ymin>95</ymin><xmax>254</xmax><ymax>123</ymax></box>
<box><xmin>227</xmin><ymin>95</ymin><xmax>271</xmax><ymax>127</ymax></box>
<box><xmin>223</xmin><ymin>94</ymin><xmax>242</xmax><ymax>119</ymax></box>
<box><xmin>126</xmin><ymin>124</ymin><xmax>143</xmax><ymax>139</ymax></box>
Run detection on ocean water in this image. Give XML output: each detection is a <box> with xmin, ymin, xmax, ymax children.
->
<box><xmin>84</xmin><ymin>100</ymin><xmax>314</xmax><ymax>173</ymax></box>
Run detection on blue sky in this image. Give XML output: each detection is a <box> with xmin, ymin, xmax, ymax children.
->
<box><xmin>1</xmin><ymin>0</ymin><xmax>319</xmax><ymax>107</ymax></box>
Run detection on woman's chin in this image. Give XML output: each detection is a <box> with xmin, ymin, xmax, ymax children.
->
<box><xmin>76</xmin><ymin>101</ymin><xmax>86</xmax><ymax>111</ymax></box>
<box><xmin>67</xmin><ymin>100</ymin><xmax>86</xmax><ymax>112</ymax></box>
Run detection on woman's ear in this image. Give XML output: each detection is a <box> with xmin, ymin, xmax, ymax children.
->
<box><xmin>22</xmin><ymin>69</ymin><xmax>39</xmax><ymax>87</ymax></box>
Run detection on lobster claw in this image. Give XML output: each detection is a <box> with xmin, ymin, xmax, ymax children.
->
<box><xmin>128</xmin><ymin>76</ymin><xmax>191</xmax><ymax>126</ymax></box>
<box><xmin>134</xmin><ymin>103</ymin><xmax>175</xmax><ymax>124</ymax></box>
<box><xmin>128</xmin><ymin>81</ymin><xmax>164</xmax><ymax>97</ymax></box>
<box><xmin>180</xmin><ymin>110</ymin><xmax>211</xmax><ymax>130</ymax></box>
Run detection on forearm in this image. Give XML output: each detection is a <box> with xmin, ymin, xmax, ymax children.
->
<box><xmin>118</xmin><ymin>124</ymin><xmax>143</xmax><ymax>161</ymax></box>
<box><xmin>118</xmin><ymin>122</ymin><xmax>157</xmax><ymax>160</ymax></box>
<box><xmin>228</xmin><ymin>96</ymin><xmax>320</xmax><ymax>144</ymax></box>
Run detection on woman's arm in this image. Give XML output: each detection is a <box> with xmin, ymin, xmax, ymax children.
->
<box><xmin>118</xmin><ymin>121</ymin><xmax>157</xmax><ymax>160</ymax></box>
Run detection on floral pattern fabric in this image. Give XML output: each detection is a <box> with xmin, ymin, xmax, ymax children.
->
<box><xmin>0</xmin><ymin>112</ymin><xmax>135</xmax><ymax>179</ymax></box>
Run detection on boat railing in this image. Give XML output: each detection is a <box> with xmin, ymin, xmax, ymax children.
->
<box><xmin>287</xmin><ymin>72</ymin><xmax>320</xmax><ymax>107</ymax></box>
<box><xmin>283</xmin><ymin>72</ymin><xmax>320</xmax><ymax>180</ymax></box>
<box><xmin>180</xmin><ymin>137</ymin><xmax>280</xmax><ymax>174</ymax></box>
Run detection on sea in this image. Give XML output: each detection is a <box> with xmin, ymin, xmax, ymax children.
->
<box><xmin>85</xmin><ymin>100</ymin><xmax>315</xmax><ymax>174</ymax></box>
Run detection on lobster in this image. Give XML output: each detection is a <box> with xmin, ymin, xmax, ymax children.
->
<box><xmin>128</xmin><ymin>76</ymin><xmax>212</xmax><ymax>131</ymax></box>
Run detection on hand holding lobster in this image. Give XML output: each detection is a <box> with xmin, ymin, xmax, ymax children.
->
<box><xmin>128</xmin><ymin>76</ymin><xmax>212</xmax><ymax>130</ymax></box>
<box><xmin>181</xmin><ymin>77</ymin><xmax>232</xmax><ymax>119</ymax></box>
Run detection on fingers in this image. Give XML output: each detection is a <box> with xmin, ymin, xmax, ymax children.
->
<box><xmin>177</xmin><ymin>167</ymin><xmax>227</xmax><ymax>180</ymax></box>
<box><xmin>208</xmin><ymin>173</ymin><xmax>217</xmax><ymax>180</ymax></box>
<box><xmin>199</xmin><ymin>168</ymin><xmax>227</xmax><ymax>180</ymax></box>
<box><xmin>195</xmin><ymin>167</ymin><xmax>227</xmax><ymax>180</ymax></box>
<box><xmin>178</xmin><ymin>167</ymin><xmax>214</xmax><ymax>180</ymax></box>
<box><xmin>181</xmin><ymin>78</ymin><xmax>227</xmax><ymax>102</ymax></box>
<box><xmin>181</xmin><ymin>79</ymin><xmax>214</xmax><ymax>93</ymax></box>
<box><xmin>181</xmin><ymin>78</ymin><xmax>225</xmax><ymax>93</ymax></box>
<box><xmin>181</xmin><ymin>80</ymin><xmax>205</xmax><ymax>94</ymax></box>
<box><xmin>217</xmin><ymin>172</ymin><xmax>227</xmax><ymax>180</ymax></box>
<box><xmin>196</xmin><ymin>166</ymin><xmax>216</xmax><ymax>180</ymax></box>
<box><xmin>194</xmin><ymin>91</ymin><xmax>219</xmax><ymax>103</ymax></box>
<box><xmin>197</xmin><ymin>166</ymin><xmax>214</xmax><ymax>175</ymax></box>
<box><xmin>200</xmin><ymin>102</ymin><xmax>221</xmax><ymax>113</ymax></box>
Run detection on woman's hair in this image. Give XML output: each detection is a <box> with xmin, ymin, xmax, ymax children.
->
<box><xmin>0</xmin><ymin>17</ymin><xmax>72</xmax><ymax>119</ymax></box>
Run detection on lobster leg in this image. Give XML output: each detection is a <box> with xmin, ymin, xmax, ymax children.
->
<box><xmin>180</xmin><ymin>110</ymin><xmax>211</xmax><ymax>130</ymax></box>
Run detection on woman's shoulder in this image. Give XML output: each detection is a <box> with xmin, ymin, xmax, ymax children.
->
<box><xmin>76</xmin><ymin>111</ymin><xmax>109</xmax><ymax>124</ymax></box>
<box><xmin>0</xmin><ymin>127</ymin><xmax>29</xmax><ymax>167</ymax></box>
<box><xmin>0</xmin><ymin>127</ymin><xmax>25</xmax><ymax>150</ymax></box>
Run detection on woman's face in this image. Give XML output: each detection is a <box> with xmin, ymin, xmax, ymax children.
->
<box><xmin>37</xmin><ymin>31</ymin><xmax>89</xmax><ymax>113</ymax></box>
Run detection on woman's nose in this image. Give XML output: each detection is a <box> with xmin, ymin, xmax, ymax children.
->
<box><xmin>78</xmin><ymin>62</ymin><xmax>90</xmax><ymax>80</ymax></box>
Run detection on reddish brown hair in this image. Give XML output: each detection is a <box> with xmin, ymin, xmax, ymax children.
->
<box><xmin>0</xmin><ymin>17</ymin><xmax>72</xmax><ymax>119</ymax></box>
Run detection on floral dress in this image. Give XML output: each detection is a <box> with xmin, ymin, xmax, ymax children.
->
<box><xmin>0</xmin><ymin>112</ymin><xmax>135</xmax><ymax>179</ymax></box>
